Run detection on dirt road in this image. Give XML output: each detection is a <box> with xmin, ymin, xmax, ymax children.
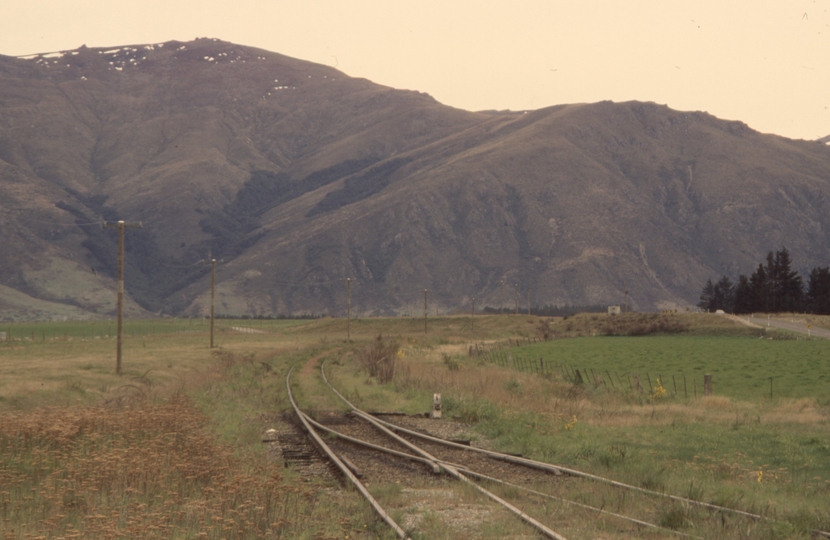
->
<box><xmin>744</xmin><ymin>316</ymin><xmax>830</xmax><ymax>339</ymax></box>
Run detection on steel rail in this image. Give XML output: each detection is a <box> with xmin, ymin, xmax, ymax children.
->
<box><xmin>302</xmin><ymin>407</ymin><xmax>700</xmax><ymax>538</ymax></box>
<box><xmin>453</xmin><ymin>466</ymin><xmax>704</xmax><ymax>540</ymax></box>
<box><xmin>367</xmin><ymin>404</ymin><xmax>830</xmax><ymax>538</ymax></box>
<box><xmin>318</xmin><ymin>360</ymin><xmax>569</xmax><ymax>540</ymax></box>
<box><xmin>362</xmin><ymin>402</ymin><xmax>770</xmax><ymax>520</ymax></box>
<box><xmin>350</xmin><ymin>404</ymin><xmax>569</xmax><ymax>540</ymax></box>
<box><xmin>300</xmin><ymin>411</ymin><xmax>440</xmax><ymax>470</ymax></box>
<box><xmin>320</xmin><ymin>359</ymin><xmax>830</xmax><ymax>538</ymax></box>
<box><xmin>320</xmin><ymin>361</ymin><xmax>566</xmax><ymax>474</ymax></box>
<box><xmin>285</xmin><ymin>365</ymin><xmax>411</xmax><ymax>540</ymax></box>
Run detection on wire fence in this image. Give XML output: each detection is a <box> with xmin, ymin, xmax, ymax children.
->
<box><xmin>471</xmin><ymin>340</ymin><xmax>713</xmax><ymax>399</ymax></box>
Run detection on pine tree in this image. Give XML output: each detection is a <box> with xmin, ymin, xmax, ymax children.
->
<box><xmin>712</xmin><ymin>276</ymin><xmax>735</xmax><ymax>312</ymax></box>
<box><xmin>733</xmin><ymin>275</ymin><xmax>753</xmax><ymax>314</ymax></box>
<box><xmin>698</xmin><ymin>278</ymin><xmax>715</xmax><ymax>311</ymax></box>
<box><xmin>749</xmin><ymin>264</ymin><xmax>768</xmax><ymax>312</ymax></box>
<box><xmin>764</xmin><ymin>251</ymin><xmax>780</xmax><ymax>312</ymax></box>
<box><xmin>773</xmin><ymin>248</ymin><xmax>803</xmax><ymax>312</ymax></box>
<box><xmin>697</xmin><ymin>247</ymin><xmax>804</xmax><ymax>314</ymax></box>
<box><xmin>806</xmin><ymin>267</ymin><xmax>830</xmax><ymax>314</ymax></box>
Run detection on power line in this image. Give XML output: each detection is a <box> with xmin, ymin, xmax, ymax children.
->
<box><xmin>4</xmin><ymin>211</ymin><xmax>104</xmax><ymax>227</ymax></box>
<box><xmin>155</xmin><ymin>260</ymin><xmax>206</xmax><ymax>269</ymax></box>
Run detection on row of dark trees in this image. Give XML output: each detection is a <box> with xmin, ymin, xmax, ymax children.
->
<box><xmin>698</xmin><ymin>248</ymin><xmax>830</xmax><ymax>314</ymax></box>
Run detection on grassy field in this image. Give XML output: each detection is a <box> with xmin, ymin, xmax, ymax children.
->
<box><xmin>0</xmin><ymin>317</ymin><xmax>311</xmax><ymax>342</ymax></box>
<box><xmin>1</xmin><ymin>313</ymin><xmax>829</xmax><ymax>539</ymax></box>
<box><xmin>498</xmin><ymin>335</ymin><xmax>830</xmax><ymax>401</ymax></box>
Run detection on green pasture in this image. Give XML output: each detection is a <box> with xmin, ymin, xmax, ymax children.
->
<box><xmin>498</xmin><ymin>335</ymin><xmax>830</xmax><ymax>401</ymax></box>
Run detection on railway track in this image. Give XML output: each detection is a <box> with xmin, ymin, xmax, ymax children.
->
<box><xmin>285</xmin><ymin>360</ymin><xmax>830</xmax><ymax>539</ymax></box>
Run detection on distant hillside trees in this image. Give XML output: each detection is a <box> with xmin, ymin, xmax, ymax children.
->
<box><xmin>698</xmin><ymin>248</ymin><xmax>829</xmax><ymax>314</ymax></box>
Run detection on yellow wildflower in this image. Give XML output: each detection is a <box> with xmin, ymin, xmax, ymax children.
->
<box><xmin>651</xmin><ymin>378</ymin><xmax>667</xmax><ymax>399</ymax></box>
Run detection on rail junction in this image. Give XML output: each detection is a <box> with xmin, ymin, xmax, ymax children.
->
<box><xmin>281</xmin><ymin>359</ymin><xmax>830</xmax><ymax>539</ymax></box>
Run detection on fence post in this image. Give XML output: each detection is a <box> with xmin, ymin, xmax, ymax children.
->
<box><xmin>704</xmin><ymin>374</ymin><xmax>713</xmax><ymax>396</ymax></box>
<box><xmin>631</xmin><ymin>373</ymin><xmax>644</xmax><ymax>393</ymax></box>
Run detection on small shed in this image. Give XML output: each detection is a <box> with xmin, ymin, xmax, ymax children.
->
<box><xmin>608</xmin><ymin>305</ymin><xmax>621</xmax><ymax>315</ymax></box>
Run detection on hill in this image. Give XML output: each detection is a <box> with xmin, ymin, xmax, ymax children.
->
<box><xmin>1</xmin><ymin>38</ymin><xmax>830</xmax><ymax>319</ymax></box>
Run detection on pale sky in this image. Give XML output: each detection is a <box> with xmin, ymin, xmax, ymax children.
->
<box><xmin>2</xmin><ymin>1</ymin><xmax>828</xmax><ymax>140</ymax></box>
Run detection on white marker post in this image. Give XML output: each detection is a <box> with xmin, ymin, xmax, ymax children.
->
<box><xmin>432</xmin><ymin>393</ymin><xmax>442</xmax><ymax>419</ymax></box>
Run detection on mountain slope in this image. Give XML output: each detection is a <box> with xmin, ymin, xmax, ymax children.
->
<box><xmin>1</xmin><ymin>38</ymin><xmax>829</xmax><ymax>319</ymax></box>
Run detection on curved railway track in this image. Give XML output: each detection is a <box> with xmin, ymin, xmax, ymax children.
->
<box><xmin>285</xmin><ymin>360</ymin><xmax>830</xmax><ymax>539</ymax></box>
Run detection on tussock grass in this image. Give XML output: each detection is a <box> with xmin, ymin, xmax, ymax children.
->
<box><xmin>0</xmin><ymin>395</ymin><xmax>300</xmax><ymax>539</ymax></box>
<box><xmin>1</xmin><ymin>345</ymin><xmax>398</xmax><ymax>539</ymax></box>
<box><xmin>356</xmin><ymin>335</ymin><xmax>399</xmax><ymax>383</ymax></box>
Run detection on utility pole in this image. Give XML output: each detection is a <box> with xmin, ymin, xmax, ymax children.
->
<box><xmin>203</xmin><ymin>258</ymin><xmax>222</xmax><ymax>348</ymax></box>
<box><xmin>527</xmin><ymin>290</ymin><xmax>531</xmax><ymax>315</ymax></box>
<box><xmin>103</xmin><ymin>220</ymin><xmax>142</xmax><ymax>374</ymax></box>
<box><xmin>345</xmin><ymin>278</ymin><xmax>354</xmax><ymax>341</ymax></box>
<box><xmin>423</xmin><ymin>289</ymin><xmax>429</xmax><ymax>334</ymax></box>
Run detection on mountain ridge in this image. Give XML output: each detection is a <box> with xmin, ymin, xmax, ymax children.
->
<box><xmin>1</xmin><ymin>38</ymin><xmax>829</xmax><ymax>320</ymax></box>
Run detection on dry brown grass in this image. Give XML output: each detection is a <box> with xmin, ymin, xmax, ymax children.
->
<box><xmin>356</xmin><ymin>335</ymin><xmax>399</xmax><ymax>384</ymax></box>
<box><xmin>0</xmin><ymin>395</ymin><xmax>302</xmax><ymax>539</ymax></box>
<box><xmin>548</xmin><ymin>312</ymin><xmax>753</xmax><ymax>338</ymax></box>
<box><xmin>0</xmin><ymin>328</ymin><xmax>313</xmax><ymax>411</ymax></box>
<box><xmin>0</xmin><ymin>403</ymin><xmax>383</xmax><ymax>539</ymax></box>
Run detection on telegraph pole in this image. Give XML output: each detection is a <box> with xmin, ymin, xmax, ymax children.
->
<box><xmin>423</xmin><ymin>289</ymin><xmax>429</xmax><ymax>334</ymax></box>
<box><xmin>527</xmin><ymin>290</ymin><xmax>531</xmax><ymax>315</ymax></box>
<box><xmin>345</xmin><ymin>278</ymin><xmax>354</xmax><ymax>341</ymax></box>
<box><xmin>103</xmin><ymin>220</ymin><xmax>142</xmax><ymax>374</ymax></box>
<box><xmin>203</xmin><ymin>258</ymin><xmax>222</xmax><ymax>348</ymax></box>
